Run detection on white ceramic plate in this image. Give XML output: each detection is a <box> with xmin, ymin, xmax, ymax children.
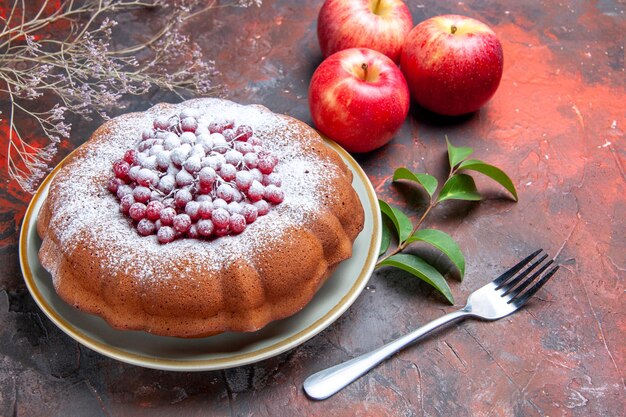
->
<box><xmin>19</xmin><ymin>139</ymin><xmax>381</xmax><ymax>371</ymax></box>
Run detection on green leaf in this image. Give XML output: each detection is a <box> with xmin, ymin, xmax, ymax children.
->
<box><xmin>393</xmin><ymin>168</ymin><xmax>438</xmax><ymax>197</ymax></box>
<box><xmin>446</xmin><ymin>137</ymin><xmax>474</xmax><ymax>169</ymax></box>
<box><xmin>458</xmin><ymin>159</ymin><xmax>518</xmax><ymax>201</ymax></box>
<box><xmin>379</xmin><ymin>219</ymin><xmax>392</xmax><ymax>256</ymax></box>
<box><xmin>378</xmin><ymin>254</ymin><xmax>454</xmax><ymax>304</ymax></box>
<box><xmin>437</xmin><ymin>174</ymin><xmax>482</xmax><ymax>203</ymax></box>
<box><xmin>406</xmin><ymin>229</ymin><xmax>465</xmax><ymax>279</ymax></box>
<box><xmin>378</xmin><ymin>200</ymin><xmax>413</xmax><ymax>244</ymax></box>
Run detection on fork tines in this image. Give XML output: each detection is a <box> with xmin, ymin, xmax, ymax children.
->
<box><xmin>494</xmin><ymin>249</ymin><xmax>559</xmax><ymax>306</ymax></box>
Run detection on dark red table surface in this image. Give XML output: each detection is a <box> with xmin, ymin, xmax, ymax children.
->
<box><xmin>1</xmin><ymin>1</ymin><xmax>624</xmax><ymax>416</ymax></box>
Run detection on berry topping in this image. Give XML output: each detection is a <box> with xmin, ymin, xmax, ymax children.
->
<box><xmin>157</xmin><ymin>226</ymin><xmax>176</xmax><ymax>243</ymax></box>
<box><xmin>190</xmin><ymin>144</ymin><xmax>205</xmax><ymax>158</ymax></box>
<box><xmin>198</xmin><ymin>167</ymin><xmax>217</xmax><ymax>189</ymax></box>
<box><xmin>141</xmin><ymin>155</ymin><xmax>158</xmax><ymax>171</ymax></box>
<box><xmin>109</xmin><ymin>113</ymin><xmax>283</xmax><ymax>243</ymax></box>
<box><xmin>254</xmin><ymin>200</ymin><xmax>270</xmax><ymax>216</ymax></box>
<box><xmin>124</xmin><ymin>149</ymin><xmax>137</xmax><ymax>164</ymax></box>
<box><xmin>129</xmin><ymin>202</ymin><xmax>147</xmax><ymax>221</ymax></box>
<box><xmin>120</xmin><ymin>194</ymin><xmax>135</xmax><ymax>213</ymax></box>
<box><xmin>150</xmin><ymin>190</ymin><xmax>161</xmax><ymax>201</ymax></box>
<box><xmin>264</xmin><ymin>172</ymin><xmax>282</xmax><ymax>187</ymax></box>
<box><xmin>160</xmin><ymin>207</ymin><xmax>177</xmax><ymax>225</ymax></box>
<box><xmin>243</xmin><ymin>152</ymin><xmax>258</xmax><ymax>168</ymax></box>
<box><xmin>153</xmin><ymin>116</ymin><xmax>171</xmax><ymax>131</ymax></box>
<box><xmin>227</xmin><ymin>201</ymin><xmax>242</xmax><ymax>214</ymax></box>
<box><xmin>216</xmin><ymin>183</ymin><xmax>235</xmax><ymax>202</ymax></box>
<box><xmin>184</xmin><ymin>156</ymin><xmax>202</xmax><ymax>174</ymax></box>
<box><xmin>157</xmin><ymin>175</ymin><xmax>175</xmax><ymax>194</ymax></box>
<box><xmin>219</xmin><ymin>163</ymin><xmax>237</xmax><ymax>181</ymax></box>
<box><xmin>196</xmin><ymin>134</ymin><xmax>213</xmax><ymax>152</ymax></box>
<box><xmin>127</xmin><ymin>165</ymin><xmax>141</xmax><ymax>181</ymax></box>
<box><xmin>179</xmin><ymin>131</ymin><xmax>197</xmax><ymax>145</ymax></box>
<box><xmin>249</xmin><ymin>168</ymin><xmax>264</xmax><ymax>182</ymax></box>
<box><xmin>155</xmin><ymin>151</ymin><xmax>171</xmax><ymax>170</ymax></box>
<box><xmin>231</xmin><ymin>187</ymin><xmax>243</xmax><ymax>202</ymax></box>
<box><xmin>146</xmin><ymin>200</ymin><xmax>164</xmax><ymax>221</ymax></box>
<box><xmin>173</xmin><ymin>214</ymin><xmax>192</xmax><ymax>233</ymax></box>
<box><xmin>214</xmin><ymin>227</ymin><xmax>230</xmax><ymax>237</ymax></box>
<box><xmin>141</xmin><ymin>128</ymin><xmax>154</xmax><ymax>141</ymax></box>
<box><xmin>179</xmin><ymin>108</ymin><xmax>199</xmax><ymax>119</ymax></box>
<box><xmin>137</xmin><ymin>219</ymin><xmax>156</xmax><ymax>236</ymax></box>
<box><xmin>195</xmin><ymin>124</ymin><xmax>210</xmax><ymax>136</ymax></box>
<box><xmin>170</xmin><ymin>144</ymin><xmax>191</xmax><ymax>166</ymax></box>
<box><xmin>235</xmin><ymin>142</ymin><xmax>254</xmax><ymax>155</ymax></box>
<box><xmin>247</xmin><ymin>180</ymin><xmax>265</xmax><ymax>202</ymax></box>
<box><xmin>258</xmin><ymin>154</ymin><xmax>277</xmax><ymax>174</ymax></box>
<box><xmin>211</xmin><ymin>208</ymin><xmax>230</xmax><ymax>228</ymax></box>
<box><xmin>235</xmin><ymin>125</ymin><xmax>253</xmax><ymax>141</ymax></box>
<box><xmin>184</xmin><ymin>201</ymin><xmax>200</xmax><ymax>221</ymax></box>
<box><xmin>107</xmin><ymin>177</ymin><xmax>124</xmax><ymax>193</ymax></box>
<box><xmin>235</xmin><ymin>170</ymin><xmax>253</xmax><ymax>190</ymax></box>
<box><xmin>264</xmin><ymin>184</ymin><xmax>284</xmax><ymax>204</ymax></box>
<box><xmin>163</xmin><ymin>134</ymin><xmax>181</xmax><ymax>150</ymax></box>
<box><xmin>224</xmin><ymin>150</ymin><xmax>243</xmax><ymax>166</ymax></box>
<box><xmin>242</xmin><ymin>204</ymin><xmax>258</xmax><ymax>223</ymax></box>
<box><xmin>116</xmin><ymin>184</ymin><xmax>133</xmax><ymax>199</ymax></box>
<box><xmin>197</xmin><ymin>219</ymin><xmax>214</xmax><ymax>236</ymax></box>
<box><xmin>133</xmin><ymin>186</ymin><xmax>152</xmax><ymax>203</ymax></box>
<box><xmin>211</xmin><ymin>133</ymin><xmax>228</xmax><ymax>152</ymax></box>
<box><xmin>229</xmin><ymin>213</ymin><xmax>246</xmax><ymax>234</ymax></box>
<box><xmin>166</xmin><ymin>164</ymin><xmax>180</xmax><ymax>176</ymax></box>
<box><xmin>175</xmin><ymin>169</ymin><xmax>194</xmax><ymax>187</ymax></box>
<box><xmin>196</xmin><ymin>194</ymin><xmax>212</xmax><ymax>202</ymax></box>
<box><xmin>174</xmin><ymin>188</ymin><xmax>193</xmax><ymax>208</ymax></box>
<box><xmin>212</xmin><ymin>198</ymin><xmax>228</xmax><ymax>210</ymax></box>
<box><xmin>136</xmin><ymin>168</ymin><xmax>157</xmax><ymax>187</ymax></box>
<box><xmin>187</xmin><ymin>224</ymin><xmax>199</xmax><ymax>239</ymax></box>
<box><xmin>113</xmin><ymin>160</ymin><xmax>130</xmax><ymax>179</ymax></box>
<box><xmin>198</xmin><ymin>201</ymin><xmax>214</xmax><ymax>219</ymax></box>
<box><xmin>181</xmin><ymin>117</ymin><xmax>198</xmax><ymax>132</ymax></box>
<box><xmin>222</xmin><ymin>129</ymin><xmax>236</xmax><ymax>142</ymax></box>
<box><xmin>209</xmin><ymin>119</ymin><xmax>234</xmax><ymax>134</ymax></box>
<box><xmin>149</xmin><ymin>144</ymin><xmax>164</xmax><ymax>157</ymax></box>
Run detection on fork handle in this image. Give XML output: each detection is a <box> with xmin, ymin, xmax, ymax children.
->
<box><xmin>303</xmin><ymin>309</ymin><xmax>470</xmax><ymax>400</ymax></box>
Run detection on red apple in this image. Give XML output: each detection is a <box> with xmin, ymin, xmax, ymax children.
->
<box><xmin>317</xmin><ymin>0</ymin><xmax>413</xmax><ymax>63</ymax></box>
<box><xmin>400</xmin><ymin>14</ymin><xmax>504</xmax><ymax>116</ymax></box>
<box><xmin>309</xmin><ymin>48</ymin><xmax>410</xmax><ymax>153</ymax></box>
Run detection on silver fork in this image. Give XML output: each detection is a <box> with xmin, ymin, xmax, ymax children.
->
<box><xmin>303</xmin><ymin>249</ymin><xmax>559</xmax><ymax>400</ymax></box>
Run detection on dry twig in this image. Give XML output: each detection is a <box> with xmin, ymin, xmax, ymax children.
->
<box><xmin>0</xmin><ymin>0</ymin><xmax>261</xmax><ymax>192</ymax></box>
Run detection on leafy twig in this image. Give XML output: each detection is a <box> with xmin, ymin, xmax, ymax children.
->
<box><xmin>376</xmin><ymin>138</ymin><xmax>518</xmax><ymax>304</ymax></box>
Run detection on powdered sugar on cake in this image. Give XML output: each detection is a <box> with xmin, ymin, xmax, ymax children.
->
<box><xmin>47</xmin><ymin>99</ymin><xmax>341</xmax><ymax>281</ymax></box>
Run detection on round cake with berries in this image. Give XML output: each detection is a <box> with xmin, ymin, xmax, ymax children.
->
<box><xmin>37</xmin><ymin>98</ymin><xmax>364</xmax><ymax>338</ymax></box>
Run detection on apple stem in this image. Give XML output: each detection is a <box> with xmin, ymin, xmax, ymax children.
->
<box><xmin>450</xmin><ymin>25</ymin><xmax>458</xmax><ymax>34</ymax></box>
<box><xmin>374</xmin><ymin>0</ymin><xmax>382</xmax><ymax>14</ymax></box>
<box><xmin>361</xmin><ymin>63</ymin><xmax>368</xmax><ymax>81</ymax></box>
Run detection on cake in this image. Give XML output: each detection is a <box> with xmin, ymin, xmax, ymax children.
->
<box><xmin>36</xmin><ymin>98</ymin><xmax>365</xmax><ymax>338</ymax></box>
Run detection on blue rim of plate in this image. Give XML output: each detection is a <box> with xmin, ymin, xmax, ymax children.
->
<box><xmin>19</xmin><ymin>137</ymin><xmax>381</xmax><ymax>371</ymax></box>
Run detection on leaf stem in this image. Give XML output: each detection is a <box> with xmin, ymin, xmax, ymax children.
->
<box><xmin>376</xmin><ymin>166</ymin><xmax>459</xmax><ymax>268</ymax></box>
<box><xmin>376</xmin><ymin>200</ymin><xmax>434</xmax><ymax>267</ymax></box>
